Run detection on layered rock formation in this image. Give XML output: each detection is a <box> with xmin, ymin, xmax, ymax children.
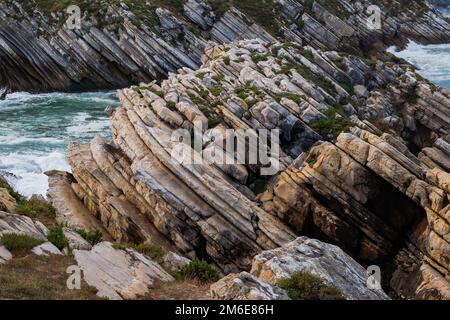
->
<box><xmin>45</xmin><ymin>36</ymin><xmax>450</xmax><ymax>299</ymax></box>
<box><xmin>211</xmin><ymin>237</ymin><xmax>390</xmax><ymax>300</ymax></box>
<box><xmin>1</xmin><ymin>0</ymin><xmax>450</xmax><ymax>93</ymax></box>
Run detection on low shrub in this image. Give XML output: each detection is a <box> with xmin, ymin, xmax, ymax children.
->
<box><xmin>178</xmin><ymin>259</ymin><xmax>220</xmax><ymax>283</ymax></box>
<box><xmin>309</xmin><ymin>105</ymin><xmax>352</xmax><ymax>139</ymax></box>
<box><xmin>0</xmin><ymin>178</ymin><xmax>22</xmax><ymax>202</ymax></box>
<box><xmin>15</xmin><ymin>197</ymin><xmax>56</xmax><ymax>220</ymax></box>
<box><xmin>278</xmin><ymin>271</ymin><xmax>344</xmax><ymax>300</ymax></box>
<box><xmin>0</xmin><ymin>234</ymin><xmax>44</xmax><ymax>252</ymax></box>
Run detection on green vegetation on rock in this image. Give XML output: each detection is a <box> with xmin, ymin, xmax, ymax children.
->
<box><xmin>278</xmin><ymin>271</ymin><xmax>344</xmax><ymax>300</ymax></box>
<box><xmin>77</xmin><ymin>228</ymin><xmax>103</xmax><ymax>246</ymax></box>
<box><xmin>309</xmin><ymin>104</ymin><xmax>352</xmax><ymax>139</ymax></box>
<box><xmin>0</xmin><ymin>177</ymin><xmax>22</xmax><ymax>202</ymax></box>
<box><xmin>15</xmin><ymin>196</ymin><xmax>57</xmax><ymax>229</ymax></box>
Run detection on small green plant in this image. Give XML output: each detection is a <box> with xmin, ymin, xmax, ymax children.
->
<box><xmin>223</xmin><ymin>56</ymin><xmax>230</xmax><ymax>65</ymax></box>
<box><xmin>278</xmin><ymin>271</ymin><xmax>344</xmax><ymax>300</ymax></box>
<box><xmin>77</xmin><ymin>229</ymin><xmax>103</xmax><ymax>246</ymax></box>
<box><xmin>178</xmin><ymin>259</ymin><xmax>220</xmax><ymax>283</ymax></box>
<box><xmin>112</xmin><ymin>242</ymin><xmax>128</xmax><ymax>250</ymax></box>
<box><xmin>298</xmin><ymin>47</ymin><xmax>314</xmax><ymax>61</ymax></box>
<box><xmin>47</xmin><ymin>225</ymin><xmax>68</xmax><ymax>250</ymax></box>
<box><xmin>251</xmin><ymin>53</ymin><xmax>271</xmax><ymax>64</ymax></box>
<box><xmin>0</xmin><ymin>234</ymin><xmax>44</xmax><ymax>252</ymax></box>
<box><xmin>132</xmin><ymin>85</ymin><xmax>164</xmax><ymax>97</ymax></box>
<box><xmin>306</xmin><ymin>156</ymin><xmax>317</xmax><ymax>167</ymax></box>
<box><xmin>404</xmin><ymin>85</ymin><xmax>419</xmax><ymax>104</ymax></box>
<box><xmin>274</xmin><ymin>92</ymin><xmax>306</xmax><ymax>104</ymax></box>
<box><xmin>196</xmin><ymin>72</ymin><xmax>208</xmax><ymax>80</ymax></box>
<box><xmin>309</xmin><ymin>105</ymin><xmax>352</xmax><ymax>139</ymax></box>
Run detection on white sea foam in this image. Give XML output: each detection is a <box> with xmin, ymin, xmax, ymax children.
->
<box><xmin>388</xmin><ymin>40</ymin><xmax>450</xmax><ymax>90</ymax></box>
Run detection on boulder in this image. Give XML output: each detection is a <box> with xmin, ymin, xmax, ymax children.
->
<box><xmin>0</xmin><ymin>245</ymin><xmax>12</xmax><ymax>264</ymax></box>
<box><xmin>353</xmin><ymin>85</ymin><xmax>369</xmax><ymax>98</ymax></box>
<box><xmin>73</xmin><ymin>242</ymin><xmax>174</xmax><ymax>300</ymax></box>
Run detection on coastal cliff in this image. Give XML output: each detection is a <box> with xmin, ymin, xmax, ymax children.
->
<box><xmin>1</xmin><ymin>0</ymin><xmax>450</xmax><ymax>94</ymax></box>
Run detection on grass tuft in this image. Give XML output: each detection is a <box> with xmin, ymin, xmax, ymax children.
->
<box><xmin>177</xmin><ymin>258</ymin><xmax>220</xmax><ymax>283</ymax></box>
<box><xmin>278</xmin><ymin>271</ymin><xmax>345</xmax><ymax>300</ymax></box>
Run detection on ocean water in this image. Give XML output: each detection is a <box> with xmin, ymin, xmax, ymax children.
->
<box><xmin>0</xmin><ymin>91</ymin><xmax>119</xmax><ymax>197</ymax></box>
<box><xmin>387</xmin><ymin>6</ymin><xmax>450</xmax><ymax>90</ymax></box>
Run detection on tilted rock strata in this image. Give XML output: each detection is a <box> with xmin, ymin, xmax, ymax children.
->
<box><xmin>1</xmin><ymin>0</ymin><xmax>450</xmax><ymax>93</ymax></box>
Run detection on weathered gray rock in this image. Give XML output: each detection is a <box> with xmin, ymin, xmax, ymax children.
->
<box><xmin>63</xmin><ymin>228</ymin><xmax>92</xmax><ymax>251</ymax></box>
<box><xmin>31</xmin><ymin>242</ymin><xmax>62</xmax><ymax>256</ymax></box>
<box><xmin>3</xmin><ymin>0</ymin><xmax>449</xmax><ymax>94</ymax></box>
<box><xmin>50</xmin><ymin>38</ymin><xmax>450</xmax><ymax>300</ymax></box>
<box><xmin>211</xmin><ymin>272</ymin><xmax>290</xmax><ymax>300</ymax></box>
<box><xmin>250</xmin><ymin>237</ymin><xmax>390</xmax><ymax>300</ymax></box>
<box><xmin>73</xmin><ymin>242</ymin><xmax>174</xmax><ymax>300</ymax></box>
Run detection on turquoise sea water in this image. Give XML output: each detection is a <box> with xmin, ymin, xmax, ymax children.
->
<box><xmin>0</xmin><ymin>91</ymin><xmax>118</xmax><ymax>197</ymax></box>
